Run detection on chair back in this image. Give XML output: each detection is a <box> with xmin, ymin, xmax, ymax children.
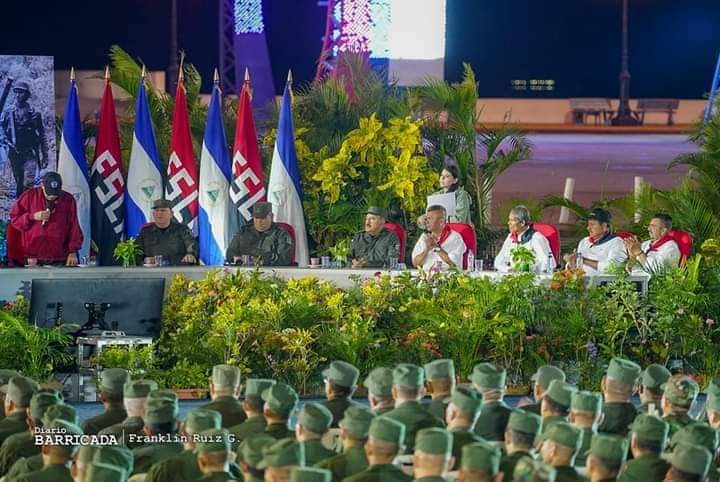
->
<box><xmin>532</xmin><ymin>223</ymin><xmax>561</xmax><ymax>264</ymax></box>
<box><xmin>6</xmin><ymin>224</ymin><xmax>24</xmax><ymax>267</ymax></box>
<box><xmin>446</xmin><ymin>223</ymin><xmax>476</xmax><ymax>269</ymax></box>
<box><xmin>274</xmin><ymin>222</ymin><xmax>297</xmax><ymax>265</ymax></box>
<box><xmin>384</xmin><ymin>223</ymin><xmax>406</xmax><ymax>261</ymax></box>
<box><xmin>667</xmin><ymin>230</ymin><xmax>693</xmax><ymax>265</ymax></box>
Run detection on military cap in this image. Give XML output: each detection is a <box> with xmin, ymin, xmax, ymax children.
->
<box><xmin>393</xmin><ymin>363</ymin><xmax>424</xmax><ymax>388</ymax></box>
<box><xmin>507</xmin><ymin>409</ymin><xmax>541</xmax><ymax>436</ymax></box>
<box><xmin>570</xmin><ymin>391</ymin><xmax>602</xmax><ymax>414</ymax></box>
<box><xmin>93</xmin><ymin>446</ymin><xmax>134</xmax><ymax>475</ymax></box>
<box><xmin>99</xmin><ymin>368</ymin><xmax>129</xmax><ymax>395</ymax></box>
<box><xmin>47</xmin><ymin>419</ymin><xmax>83</xmax><ymax>453</ymax></box>
<box><xmin>185</xmin><ymin>408</ymin><xmax>222</xmax><ymax>434</ymax></box>
<box><xmin>630</xmin><ymin>414</ymin><xmax>669</xmax><ymax>444</ymax></box>
<box><xmin>424</xmin><ymin>359</ymin><xmax>455</xmax><ymax>381</ymax></box>
<box><xmin>368</xmin><ymin>416</ymin><xmax>405</xmax><ymax>446</ymax></box>
<box><xmin>339</xmin><ymin>405</ymin><xmax>375</xmax><ymax>438</ymax></box>
<box><xmin>471</xmin><ymin>362</ymin><xmax>506</xmax><ymax>390</ymax></box>
<box><xmin>4</xmin><ymin>376</ymin><xmax>37</xmax><ymax>407</ymax></box>
<box><xmin>152</xmin><ymin>198</ymin><xmax>172</xmax><ymax>209</ymax></box>
<box><xmin>416</xmin><ymin>428</ymin><xmax>452</xmax><ymax>455</ymax></box>
<box><xmin>12</xmin><ymin>81</ymin><xmax>31</xmax><ymax>93</ymax></box>
<box><xmin>29</xmin><ymin>390</ymin><xmax>63</xmax><ymax>420</ymax></box>
<box><xmin>670</xmin><ymin>423</ymin><xmax>719</xmax><ymax>453</ymax></box>
<box><xmin>0</xmin><ymin>369</ymin><xmax>20</xmax><ymax>386</ymax></box>
<box><xmin>544</xmin><ymin>380</ymin><xmax>576</xmax><ymax>408</ymax></box>
<box><xmin>245</xmin><ymin>378</ymin><xmax>276</xmax><ymax>397</ymax></box>
<box><xmin>365</xmin><ymin>207</ymin><xmax>387</xmax><ymax>219</ymax></box>
<box><xmin>461</xmin><ymin>441</ymin><xmax>501</xmax><ymax>472</ymax></box>
<box><xmin>545</xmin><ymin>422</ymin><xmax>581</xmax><ymax>451</ymax></box>
<box><xmin>143</xmin><ymin>396</ymin><xmax>179</xmax><ymax>424</ymax></box>
<box><xmin>76</xmin><ymin>445</ymin><xmax>101</xmax><ymax>464</ymax></box>
<box><xmin>262</xmin><ymin>382</ymin><xmax>298</xmax><ymax>417</ymax></box>
<box><xmin>323</xmin><ymin>361</ymin><xmax>360</xmax><ymax>388</ymax></box>
<box><xmin>148</xmin><ymin>389</ymin><xmax>178</xmax><ymax>401</ymax></box>
<box><xmin>363</xmin><ymin>367</ymin><xmax>393</xmax><ymax>397</ymax></box>
<box><xmin>606</xmin><ymin>357</ymin><xmax>641</xmax><ymax>385</ymax></box>
<box><xmin>531</xmin><ymin>365</ymin><xmax>566</xmax><ymax>391</ymax></box>
<box><xmin>124</xmin><ymin>379</ymin><xmax>158</xmax><ymax>398</ymax></box>
<box><xmin>238</xmin><ymin>434</ymin><xmax>276</xmax><ymax>468</ymax></box>
<box><xmin>212</xmin><ymin>364</ymin><xmax>241</xmax><ymax>388</ymax></box>
<box><xmin>298</xmin><ymin>402</ymin><xmax>333</xmax><ymax>434</ymax></box>
<box><xmin>663</xmin><ymin>375</ymin><xmax>699</xmax><ymax>408</ymax></box>
<box><xmin>587</xmin><ymin>208</ymin><xmax>612</xmax><ymax>224</ymax></box>
<box><xmin>588</xmin><ymin>434</ymin><xmax>628</xmax><ymax>463</ymax></box>
<box><xmin>196</xmin><ymin>428</ymin><xmax>232</xmax><ymax>454</ymax></box>
<box><xmin>42</xmin><ymin>403</ymin><xmax>79</xmax><ymax>426</ymax></box>
<box><xmin>41</xmin><ymin>172</ymin><xmax>62</xmax><ymax>196</ymax></box>
<box><xmin>252</xmin><ymin>202</ymin><xmax>273</xmax><ymax>218</ymax></box>
<box><xmin>667</xmin><ymin>442</ymin><xmax>712</xmax><ymax>478</ymax></box>
<box><xmin>641</xmin><ymin>364</ymin><xmax>671</xmax><ymax>390</ymax></box>
<box><xmin>85</xmin><ymin>462</ymin><xmax>126</xmax><ymax>482</ymax></box>
<box><xmin>291</xmin><ymin>467</ymin><xmax>332</xmax><ymax>482</ymax></box>
<box><xmin>450</xmin><ymin>386</ymin><xmax>482</xmax><ymax>416</ymax></box>
<box><xmin>258</xmin><ymin>438</ymin><xmax>305</xmax><ymax>468</ymax></box>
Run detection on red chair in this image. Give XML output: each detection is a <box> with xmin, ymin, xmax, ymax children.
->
<box><xmin>274</xmin><ymin>222</ymin><xmax>296</xmax><ymax>265</ymax></box>
<box><xmin>447</xmin><ymin>223</ymin><xmax>476</xmax><ymax>270</ymax></box>
<box><xmin>532</xmin><ymin>223</ymin><xmax>560</xmax><ymax>265</ymax></box>
<box><xmin>667</xmin><ymin>230</ymin><xmax>693</xmax><ymax>265</ymax></box>
<box><xmin>6</xmin><ymin>224</ymin><xmax>24</xmax><ymax>267</ymax></box>
<box><xmin>384</xmin><ymin>223</ymin><xmax>406</xmax><ymax>261</ymax></box>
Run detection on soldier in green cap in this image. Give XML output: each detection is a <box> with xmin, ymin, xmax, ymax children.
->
<box><xmin>99</xmin><ymin>378</ymin><xmax>158</xmax><ymax>448</ymax></box>
<box><xmin>471</xmin><ymin>363</ymin><xmax>512</xmax><ymax>442</ymax></box>
<box><xmin>226</xmin><ymin>201</ymin><xmax>293</xmax><ymax>266</ymax></box>
<box><xmin>597</xmin><ymin>358</ymin><xmax>640</xmax><ymax>437</ymax></box>
<box><xmin>131</xmin><ymin>394</ymin><xmax>183</xmax><ymax>475</ymax></box>
<box><xmin>638</xmin><ymin>365</ymin><xmax>671</xmax><ymax>414</ymax></box>
<box><xmin>343</xmin><ymin>416</ymin><xmax>411</xmax><ymax>482</ymax></box>
<box><xmin>262</xmin><ymin>383</ymin><xmax>298</xmax><ymax>440</ymax></box>
<box><xmin>0</xmin><ymin>376</ymin><xmax>37</xmax><ymax>446</ymax></box>
<box><xmin>664</xmin><ymin>442</ymin><xmax>712</xmax><ymax>482</ymax></box>
<box><xmin>445</xmin><ymin>387</ymin><xmax>483</xmax><ymax>469</ymax></box>
<box><xmin>348</xmin><ymin>207</ymin><xmax>400</xmax><ymax>269</ymax></box>
<box><xmin>540</xmin><ymin>380</ymin><xmax>577</xmax><ymax>439</ymax></box>
<box><xmin>668</xmin><ymin>424</ymin><xmax>719</xmax><ymax>482</ymax></box>
<box><xmin>585</xmin><ymin>434</ymin><xmax>628</xmax><ymax>482</ymax></box>
<box><xmin>144</xmin><ymin>408</ymin><xmax>223</xmax><ymax>482</ymax></box>
<box><xmin>617</xmin><ymin>414</ymin><xmax>669</xmax><ymax>482</ymax></box>
<box><xmin>316</xmin><ymin>405</ymin><xmax>374</xmax><ymax>482</ymax></box>
<box><xmin>0</xmin><ymin>370</ymin><xmax>20</xmax><ymax>423</ymax></box>
<box><xmin>229</xmin><ymin>378</ymin><xmax>275</xmax><ymax>448</ymax></box>
<box><xmin>569</xmin><ymin>391</ymin><xmax>603</xmax><ymax>468</ymax></box>
<box><xmin>81</xmin><ymin>368</ymin><xmax>129</xmax><ymax>436</ymax></box>
<box><xmin>661</xmin><ymin>375</ymin><xmax>699</xmax><ymax>437</ymax></box>
<box><xmin>384</xmin><ymin>364</ymin><xmax>443</xmax><ymax>453</ymax></box>
<box><xmin>200</xmin><ymin>364</ymin><xmax>246</xmax><ymax>429</ymax></box>
<box><xmin>83</xmin><ymin>462</ymin><xmax>126</xmax><ymax>482</ymax></box>
<box><xmin>423</xmin><ymin>359</ymin><xmax>456</xmax><ymax>422</ymax></box>
<box><xmin>364</xmin><ymin>368</ymin><xmax>394</xmax><ymax>416</ymax></box>
<box><xmin>539</xmin><ymin>422</ymin><xmax>584</xmax><ymax>482</ymax></box>
<box><xmin>460</xmin><ymin>441</ymin><xmax>503</xmax><ymax>482</ymax></box>
<box><xmin>69</xmin><ymin>445</ymin><xmax>101</xmax><ymax>482</ymax></box>
<box><xmin>292</xmin><ymin>467</ymin><xmax>332</xmax><ymax>482</ymax></box>
<box><xmin>322</xmin><ymin>361</ymin><xmax>360</xmax><ymax>428</ymax></box>
<box><xmin>296</xmin><ymin>403</ymin><xmax>337</xmax><ymax>466</ymax></box>
<box><xmin>18</xmin><ymin>419</ymin><xmax>82</xmax><ymax>482</ymax></box>
<box><xmin>192</xmin><ymin>428</ymin><xmax>237</xmax><ymax>481</ymax></box>
<box><xmin>522</xmin><ymin>366</ymin><xmax>566</xmax><ymax>416</ymax></box>
<box><xmin>412</xmin><ymin>427</ymin><xmax>453</xmax><ymax>482</ymax></box>
<box><xmin>258</xmin><ymin>438</ymin><xmax>305</xmax><ymax>482</ymax></box>
<box><xmin>501</xmin><ymin>410</ymin><xmax>542</xmax><ymax>482</ymax></box>
<box><xmin>90</xmin><ymin>445</ymin><xmax>134</xmax><ymax>479</ymax></box>
<box><xmin>137</xmin><ymin>198</ymin><xmax>198</xmax><ymax>265</ymax></box>
<box><xmin>237</xmin><ymin>434</ymin><xmax>275</xmax><ymax>482</ymax></box>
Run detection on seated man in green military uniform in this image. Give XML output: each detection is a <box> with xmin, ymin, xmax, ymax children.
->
<box><xmin>585</xmin><ymin>434</ymin><xmax>628</xmax><ymax>482</ymax></box>
<box><xmin>539</xmin><ymin>422</ymin><xmax>585</xmax><ymax>482</ymax></box>
<box><xmin>193</xmin><ymin>428</ymin><xmax>237</xmax><ymax>481</ymax></box>
<box><xmin>460</xmin><ymin>441</ymin><xmax>503</xmax><ymax>482</ymax></box>
<box><xmin>344</xmin><ymin>416</ymin><xmax>411</xmax><ymax>482</ymax></box>
<box><xmin>20</xmin><ymin>419</ymin><xmax>82</xmax><ymax>482</ymax></box>
<box><xmin>237</xmin><ymin>434</ymin><xmax>276</xmax><ymax>482</ymax></box>
<box><xmin>412</xmin><ymin>428</ymin><xmax>454</xmax><ymax>482</ymax></box>
<box><xmin>349</xmin><ymin>207</ymin><xmax>400</xmax><ymax>269</ymax></box>
<box><xmin>226</xmin><ymin>202</ymin><xmax>293</xmax><ymax>266</ymax></box>
<box><xmin>316</xmin><ymin>405</ymin><xmax>374</xmax><ymax>482</ymax></box>
<box><xmin>500</xmin><ymin>410</ymin><xmax>541</xmax><ymax>482</ymax></box>
<box><xmin>618</xmin><ymin>414</ymin><xmax>669</xmax><ymax>482</ymax></box>
<box><xmin>295</xmin><ymin>403</ymin><xmax>336</xmax><ymax>466</ymax></box>
<box><xmin>661</xmin><ymin>375</ymin><xmax>699</xmax><ymax>437</ymax></box>
<box><xmin>136</xmin><ymin>199</ymin><xmax>198</xmax><ymax>266</ymax></box>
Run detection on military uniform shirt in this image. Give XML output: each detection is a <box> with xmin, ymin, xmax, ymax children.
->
<box><xmin>265</xmin><ymin>422</ymin><xmax>294</xmax><ymax>440</ymax></box>
<box><xmin>0</xmin><ymin>414</ymin><xmax>28</xmax><ymax>447</ymax></box>
<box><xmin>474</xmin><ymin>400</ymin><xmax>512</xmax><ymax>442</ymax></box>
<box><xmin>617</xmin><ymin>453</ymin><xmax>670</xmax><ymax>482</ymax></box>
<box><xmin>0</xmin><ymin>431</ymin><xmax>35</xmax><ymax>477</ymax></box>
<box><xmin>3</xmin><ymin>454</ymin><xmax>41</xmax><ymax>480</ymax></box>
<box><xmin>11</xmin><ymin>463</ymin><xmax>72</xmax><ymax>482</ymax></box>
<box><xmin>413</xmin><ymin>477</ymin><xmax>446</xmax><ymax>482</ymax></box>
<box><xmin>449</xmin><ymin>427</ymin><xmax>483</xmax><ymax>470</ymax></box>
<box><xmin>597</xmin><ymin>402</ymin><xmax>637</xmax><ymax>437</ymax></box>
<box><xmin>229</xmin><ymin>415</ymin><xmax>267</xmax><ymax>449</ymax></box>
<box><xmin>342</xmin><ymin>463</ymin><xmax>412</xmax><ymax>482</ymax></box>
<box><xmin>553</xmin><ymin>465</ymin><xmax>588</xmax><ymax>482</ymax></box>
<box><xmin>145</xmin><ymin>449</ymin><xmax>202</xmax><ymax>482</ymax></box>
<box><xmin>226</xmin><ymin>224</ymin><xmax>292</xmax><ymax>266</ymax></box>
<box><xmin>191</xmin><ymin>470</ymin><xmax>237</xmax><ymax>481</ymax></box>
<box><xmin>663</xmin><ymin>413</ymin><xmax>694</xmax><ymax>437</ymax></box>
<box><xmin>424</xmin><ymin>397</ymin><xmax>450</xmax><ymax>422</ymax></box>
<box><xmin>200</xmin><ymin>396</ymin><xmax>247</xmax><ymax>429</ymax></box>
<box><xmin>373</xmin><ymin>406</ymin><xmax>394</xmax><ymax>416</ymax></box>
<box><xmin>99</xmin><ymin>415</ymin><xmax>145</xmax><ymax>448</ymax></box>
<box><xmin>316</xmin><ymin>446</ymin><xmax>368</xmax><ymax>482</ymax></box>
<box><xmin>132</xmin><ymin>441</ymin><xmax>184</xmax><ymax>474</ymax></box>
<box><xmin>323</xmin><ymin>398</ymin><xmax>355</xmax><ymax>429</ymax></box>
<box><xmin>501</xmin><ymin>451</ymin><xmax>532</xmax><ymax>482</ymax></box>
<box><xmin>521</xmin><ymin>402</ymin><xmax>541</xmax><ymax>415</ymax></box>
<box><xmin>575</xmin><ymin>427</ymin><xmax>594</xmax><ymax>467</ymax></box>
<box><xmin>348</xmin><ymin>229</ymin><xmax>400</xmax><ymax>268</ymax></box>
<box><xmin>137</xmin><ymin>221</ymin><xmax>198</xmax><ymax>266</ymax></box>
<box><xmin>384</xmin><ymin>401</ymin><xmax>444</xmax><ymax>453</ymax></box>
<box><xmin>303</xmin><ymin>439</ymin><xmax>338</xmax><ymax>466</ymax></box>
<box><xmin>81</xmin><ymin>404</ymin><xmax>127</xmax><ymax>436</ymax></box>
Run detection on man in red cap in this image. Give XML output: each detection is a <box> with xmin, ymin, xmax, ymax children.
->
<box><xmin>9</xmin><ymin>171</ymin><xmax>83</xmax><ymax>266</ymax></box>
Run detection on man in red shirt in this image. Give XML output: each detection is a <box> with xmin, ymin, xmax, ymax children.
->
<box><xmin>9</xmin><ymin>171</ymin><xmax>83</xmax><ymax>266</ymax></box>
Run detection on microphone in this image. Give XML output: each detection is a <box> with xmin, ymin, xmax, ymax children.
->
<box><xmin>42</xmin><ymin>199</ymin><xmax>56</xmax><ymax>226</ymax></box>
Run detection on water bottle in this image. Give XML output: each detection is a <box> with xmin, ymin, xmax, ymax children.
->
<box><xmin>0</xmin><ymin>238</ymin><xmax>6</xmax><ymax>266</ymax></box>
<box><xmin>466</xmin><ymin>250</ymin><xmax>475</xmax><ymax>273</ymax></box>
<box><xmin>576</xmin><ymin>252</ymin><xmax>584</xmax><ymax>270</ymax></box>
<box><xmin>546</xmin><ymin>253</ymin><xmax>554</xmax><ymax>274</ymax></box>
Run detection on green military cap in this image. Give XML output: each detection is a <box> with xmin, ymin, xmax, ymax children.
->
<box><xmin>93</xmin><ymin>446</ymin><xmax>134</xmax><ymax>475</ymax></box>
<box><xmin>196</xmin><ymin>428</ymin><xmax>232</xmax><ymax>454</ymax></box>
<box><xmin>212</xmin><ymin>364</ymin><xmax>241</xmax><ymax>388</ymax></box>
<box><xmin>663</xmin><ymin>375</ymin><xmax>699</xmax><ymax>408</ymax></box>
<box><xmin>323</xmin><ymin>361</ymin><xmax>360</xmax><ymax>388</ymax></box>
<box><xmin>258</xmin><ymin>438</ymin><xmax>305</xmax><ymax>469</ymax></box>
<box><xmin>85</xmin><ymin>462</ymin><xmax>126</xmax><ymax>482</ymax></box>
<box><xmin>363</xmin><ymin>367</ymin><xmax>393</xmax><ymax>397</ymax></box>
<box><xmin>461</xmin><ymin>441</ymin><xmax>501</xmax><ymax>472</ymax></box>
<box><xmin>667</xmin><ymin>442</ymin><xmax>712</xmax><ymax>478</ymax></box>
<box><xmin>670</xmin><ymin>423</ymin><xmax>719</xmax><ymax>453</ymax></box>
<box><xmin>238</xmin><ymin>434</ymin><xmax>276</xmax><ymax>468</ymax></box>
<box><xmin>148</xmin><ymin>389</ymin><xmax>178</xmax><ymax>401</ymax></box>
<box><xmin>424</xmin><ymin>359</ymin><xmax>455</xmax><ymax>381</ymax></box>
<box><xmin>152</xmin><ymin>198</ymin><xmax>172</xmax><ymax>209</ymax></box>
<box><xmin>252</xmin><ymin>202</ymin><xmax>273</xmax><ymax>218</ymax></box>
<box><xmin>545</xmin><ymin>422</ymin><xmax>581</xmax><ymax>451</ymax></box>
<box><xmin>262</xmin><ymin>383</ymin><xmax>298</xmax><ymax>417</ymax></box>
<box><xmin>368</xmin><ymin>416</ymin><xmax>405</xmax><ymax>446</ymax></box>
<box><xmin>416</xmin><ymin>428</ymin><xmax>452</xmax><ymax>455</ymax></box>
<box><xmin>531</xmin><ymin>365</ymin><xmax>566</xmax><ymax>391</ymax></box>
<box><xmin>42</xmin><ymin>403</ymin><xmax>79</xmax><ymax>426</ymax></box>
<box><xmin>630</xmin><ymin>413</ymin><xmax>669</xmax><ymax>444</ymax></box>
<box><xmin>393</xmin><ymin>363</ymin><xmax>424</xmax><ymax>388</ymax></box>
<box><xmin>606</xmin><ymin>357</ymin><xmax>641</xmax><ymax>385</ymax></box>
<box><xmin>298</xmin><ymin>402</ymin><xmax>333</xmax><ymax>434</ymax></box>
<box><xmin>570</xmin><ymin>391</ymin><xmax>602</xmax><ymax>414</ymax></box>
<box><xmin>339</xmin><ymin>405</ymin><xmax>375</xmax><ymax>438</ymax></box>
<box><xmin>99</xmin><ymin>368</ymin><xmax>129</xmax><ymax>395</ymax></box>
<box><xmin>144</xmin><ymin>396</ymin><xmax>179</xmax><ymax>424</ymax></box>
<box><xmin>588</xmin><ymin>434</ymin><xmax>628</xmax><ymax>463</ymax></box>
<box><xmin>185</xmin><ymin>408</ymin><xmax>222</xmax><ymax>433</ymax></box>
<box><xmin>29</xmin><ymin>390</ymin><xmax>63</xmax><ymax>420</ymax></box>
<box><xmin>508</xmin><ymin>409</ymin><xmax>541</xmax><ymax>436</ymax></box>
<box><xmin>124</xmin><ymin>379</ymin><xmax>158</xmax><ymax>398</ymax></box>
<box><xmin>0</xmin><ymin>369</ymin><xmax>20</xmax><ymax>386</ymax></box>
<box><xmin>77</xmin><ymin>446</ymin><xmax>101</xmax><ymax>464</ymax></box>
<box><xmin>641</xmin><ymin>364</ymin><xmax>671</xmax><ymax>390</ymax></box>
<box><xmin>544</xmin><ymin>380</ymin><xmax>576</xmax><ymax>408</ymax></box>
<box><xmin>291</xmin><ymin>467</ymin><xmax>332</xmax><ymax>482</ymax></box>
<box><xmin>246</xmin><ymin>378</ymin><xmax>276</xmax><ymax>397</ymax></box>
<box><xmin>471</xmin><ymin>362</ymin><xmax>506</xmax><ymax>390</ymax></box>
<box><xmin>365</xmin><ymin>207</ymin><xmax>387</xmax><ymax>219</ymax></box>
<box><xmin>47</xmin><ymin>419</ymin><xmax>83</xmax><ymax>453</ymax></box>
<box><xmin>450</xmin><ymin>386</ymin><xmax>482</xmax><ymax>416</ymax></box>
<box><xmin>4</xmin><ymin>376</ymin><xmax>37</xmax><ymax>406</ymax></box>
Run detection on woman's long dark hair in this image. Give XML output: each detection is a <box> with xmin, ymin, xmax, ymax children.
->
<box><xmin>443</xmin><ymin>164</ymin><xmax>462</xmax><ymax>193</ymax></box>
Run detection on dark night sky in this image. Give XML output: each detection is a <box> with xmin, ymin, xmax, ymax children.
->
<box><xmin>1</xmin><ymin>0</ymin><xmax>718</xmax><ymax>98</ymax></box>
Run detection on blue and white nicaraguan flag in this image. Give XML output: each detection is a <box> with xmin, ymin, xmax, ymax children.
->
<box><xmin>125</xmin><ymin>76</ymin><xmax>163</xmax><ymax>238</ymax></box>
<box><xmin>198</xmin><ymin>76</ymin><xmax>239</xmax><ymax>265</ymax></box>
<box><xmin>268</xmin><ymin>76</ymin><xmax>309</xmax><ymax>266</ymax></box>
<box><xmin>57</xmin><ymin>72</ymin><xmax>91</xmax><ymax>258</ymax></box>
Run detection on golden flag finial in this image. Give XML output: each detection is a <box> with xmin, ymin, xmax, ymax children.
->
<box><xmin>104</xmin><ymin>65</ymin><xmax>110</xmax><ymax>81</ymax></box>
<box><xmin>70</xmin><ymin>67</ymin><xmax>75</xmax><ymax>81</ymax></box>
<box><xmin>213</xmin><ymin>68</ymin><xmax>220</xmax><ymax>86</ymax></box>
<box><xmin>244</xmin><ymin>67</ymin><xmax>250</xmax><ymax>82</ymax></box>
<box><xmin>178</xmin><ymin>50</ymin><xmax>186</xmax><ymax>83</ymax></box>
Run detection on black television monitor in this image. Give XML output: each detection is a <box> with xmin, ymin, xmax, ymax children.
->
<box><xmin>29</xmin><ymin>278</ymin><xmax>165</xmax><ymax>337</ymax></box>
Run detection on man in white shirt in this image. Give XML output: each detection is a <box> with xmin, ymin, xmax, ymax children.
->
<box><xmin>412</xmin><ymin>205</ymin><xmax>466</xmax><ymax>271</ymax></box>
<box><xmin>564</xmin><ymin>208</ymin><xmax>627</xmax><ymax>274</ymax></box>
<box><xmin>623</xmin><ymin>213</ymin><xmax>681</xmax><ymax>273</ymax></box>
<box><xmin>494</xmin><ymin>205</ymin><xmax>554</xmax><ymax>273</ymax></box>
